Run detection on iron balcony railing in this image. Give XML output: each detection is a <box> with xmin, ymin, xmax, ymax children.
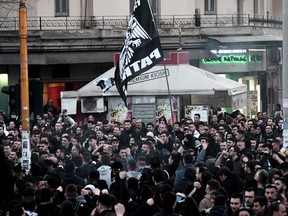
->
<box><xmin>0</xmin><ymin>14</ymin><xmax>282</xmax><ymax>31</ymax></box>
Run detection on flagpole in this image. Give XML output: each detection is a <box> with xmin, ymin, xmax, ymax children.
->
<box><xmin>163</xmin><ymin>61</ymin><xmax>176</xmax><ymax>141</ymax></box>
<box><xmin>147</xmin><ymin>0</ymin><xmax>176</xmax><ymax>141</ymax></box>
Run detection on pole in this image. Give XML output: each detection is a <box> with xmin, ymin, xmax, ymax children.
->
<box><xmin>163</xmin><ymin>61</ymin><xmax>176</xmax><ymax>141</ymax></box>
<box><xmin>19</xmin><ymin>0</ymin><xmax>31</xmax><ymax>173</ymax></box>
<box><xmin>283</xmin><ymin>0</ymin><xmax>288</xmax><ymax>148</ymax></box>
<box><xmin>146</xmin><ymin>0</ymin><xmax>176</xmax><ymax>141</ymax></box>
<box><xmin>19</xmin><ymin>0</ymin><xmax>29</xmax><ymax>131</ymax></box>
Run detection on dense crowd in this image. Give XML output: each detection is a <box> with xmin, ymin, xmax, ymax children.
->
<box><xmin>0</xmin><ymin>100</ymin><xmax>287</xmax><ymax>216</ymax></box>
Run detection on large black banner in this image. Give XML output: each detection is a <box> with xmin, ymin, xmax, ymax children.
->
<box><xmin>114</xmin><ymin>0</ymin><xmax>164</xmax><ymax>106</ymax></box>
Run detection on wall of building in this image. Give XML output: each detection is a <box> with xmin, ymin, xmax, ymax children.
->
<box><xmin>161</xmin><ymin>0</ymin><xmax>195</xmax><ymax>16</ymax></box>
<box><xmin>1</xmin><ymin>0</ymin><xmax>282</xmax><ymax>20</ymax></box>
<box><xmin>25</xmin><ymin>0</ymin><xmax>101</xmax><ymax>17</ymax></box>
<box><xmin>69</xmin><ymin>0</ymin><xmax>82</xmax><ymax>16</ymax></box>
<box><xmin>243</xmin><ymin>0</ymin><xmax>254</xmax><ymax>15</ymax></box>
<box><xmin>217</xmin><ymin>0</ymin><xmax>237</xmax><ymax>14</ymax></box>
<box><xmin>93</xmin><ymin>0</ymin><xmax>129</xmax><ymax>16</ymax></box>
<box><xmin>272</xmin><ymin>0</ymin><xmax>283</xmax><ymax>18</ymax></box>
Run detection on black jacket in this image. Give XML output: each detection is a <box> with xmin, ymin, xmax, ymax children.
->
<box><xmin>36</xmin><ymin>203</ymin><xmax>59</xmax><ymax>216</ymax></box>
<box><xmin>120</xmin><ymin>128</ymin><xmax>140</xmax><ymax>148</ymax></box>
<box><xmin>99</xmin><ymin>209</ymin><xmax>116</xmax><ymax>216</ymax></box>
<box><xmin>62</xmin><ymin>171</ymin><xmax>85</xmax><ymax>188</ymax></box>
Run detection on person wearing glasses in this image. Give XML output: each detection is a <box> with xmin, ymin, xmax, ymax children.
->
<box><xmin>218</xmin><ymin>125</ymin><xmax>227</xmax><ymax>137</ymax></box>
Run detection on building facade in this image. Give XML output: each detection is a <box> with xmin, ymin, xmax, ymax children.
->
<box><xmin>0</xmin><ymin>0</ymin><xmax>283</xmax><ymax>119</ymax></box>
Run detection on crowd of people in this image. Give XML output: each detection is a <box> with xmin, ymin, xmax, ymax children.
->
<box><xmin>0</xmin><ymin>101</ymin><xmax>287</xmax><ymax>216</ymax></box>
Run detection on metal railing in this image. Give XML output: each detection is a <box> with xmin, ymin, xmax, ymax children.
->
<box><xmin>0</xmin><ymin>14</ymin><xmax>282</xmax><ymax>31</ymax></box>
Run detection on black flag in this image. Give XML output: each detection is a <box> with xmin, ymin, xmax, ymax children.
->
<box><xmin>96</xmin><ymin>77</ymin><xmax>115</xmax><ymax>93</ymax></box>
<box><xmin>114</xmin><ymin>0</ymin><xmax>164</xmax><ymax>106</ymax></box>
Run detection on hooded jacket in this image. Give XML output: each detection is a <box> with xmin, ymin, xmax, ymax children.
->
<box><xmin>97</xmin><ymin>165</ymin><xmax>112</xmax><ymax>188</ymax></box>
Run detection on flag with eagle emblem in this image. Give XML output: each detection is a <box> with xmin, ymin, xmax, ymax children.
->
<box><xmin>114</xmin><ymin>0</ymin><xmax>164</xmax><ymax>106</ymax></box>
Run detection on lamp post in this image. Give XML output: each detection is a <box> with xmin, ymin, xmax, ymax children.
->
<box><xmin>19</xmin><ymin>0</ymin><xmax>30</xmax><ymax>172</ymax></box>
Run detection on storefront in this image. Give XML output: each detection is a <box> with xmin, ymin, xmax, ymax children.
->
<box><xmin>203</xmin><ymin>35</ymin><xmax>282</xmax><ymax>117</ymax></box>
<box><xmin>200</xmin><ymin>48</ymin><xmax>265</xmax><ymax>118</ymax></box>
<box><xmin>62</xmin><ymin>52</ymin><xmax>247</xmax><ymax>124</ymax></box>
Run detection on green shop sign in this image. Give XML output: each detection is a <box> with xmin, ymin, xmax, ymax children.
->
<box><xmin>202</xmin><ymin>54</ymin><xmax>263</xmax><ymax>64</ymax></box>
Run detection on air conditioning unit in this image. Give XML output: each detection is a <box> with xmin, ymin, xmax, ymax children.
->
<box><xmin>81</xmin><ymin>97</ymin><xmax>105</xmax><ymax>113</ymax></box>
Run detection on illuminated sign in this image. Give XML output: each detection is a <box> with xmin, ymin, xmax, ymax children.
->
<box><xmin>202</xmin><ymin>54</ymin><xmax>263</xmax><ymax>64</ymax></box>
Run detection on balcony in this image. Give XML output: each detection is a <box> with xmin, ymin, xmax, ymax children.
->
<box><xmin>0</xmin><ymin>14</ymin><xmax>282</xmax><ymax>31</ymax></box>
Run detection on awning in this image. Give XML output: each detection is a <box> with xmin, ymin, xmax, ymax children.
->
<box><xmin>208</xmin><ymin>35</ymin><xmax>282</xmax><ymax>47</ymax></box>
<box><xmin>77</xmin><ymin>64</ymin><xmax>247</xmax><ymax>98</ymax></box>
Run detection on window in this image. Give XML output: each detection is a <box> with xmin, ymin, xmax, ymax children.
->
<box><xmin>55</xmin><ymin>0</ymin><xmax>69</xmax><ymax>17</ymax></box>
<box><xmin>204</xmin><ymin>0</ymin><xmax>217</xmax><ymax>15</ymax></box>
<box><xmin>150</xmin><ymin>0</ymin><xmax>161</xmax><ymax>18</ymax></box>
<box><xmin>130</xmin><ymin>0</ymin><xmax>160</xmax><ymax>17</ymax></box>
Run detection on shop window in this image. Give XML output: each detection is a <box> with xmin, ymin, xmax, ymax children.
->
<box><xmin>204</xmin><ymin>0</ymin><xmax>217</xmax><ymax>15</ymax></box>
<box><xmin>55</xmin><ymin>0</ymin><xmax>69</xmax><ymax>17</ymax></box>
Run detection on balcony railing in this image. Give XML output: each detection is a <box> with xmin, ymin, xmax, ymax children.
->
<box><xmin>0</xmin><ymin>14</ymin><xmax>282</xmax><ymax>31</ymax></box>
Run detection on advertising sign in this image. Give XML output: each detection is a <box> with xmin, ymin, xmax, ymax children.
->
<box><xmin>185</xmin><ymin>105</ymin><xmax>209</xmax><ymax>122</ymax></box>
